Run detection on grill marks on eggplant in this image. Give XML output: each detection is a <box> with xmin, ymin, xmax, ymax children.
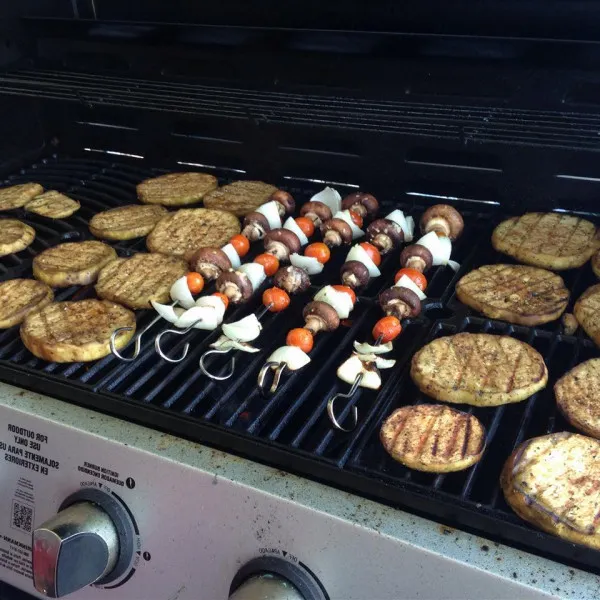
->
<box><xmin>89</xmin><ymin>204</ymin><xmax>167</xmax><ymax>240</ymax></box>
<box><xmin>0</xmin><ymin>279</ymin><xmax>53</xmax><ymax>328</ymax></box>
<box><xmin>574</xmin><ymin>284</ymin><xmax>600</xmax><ymax>347</ymax></box>
<box><xmin>0</xmin><ymin>219</ymin><xmax>35</xmax><ymax>256</ymax></box>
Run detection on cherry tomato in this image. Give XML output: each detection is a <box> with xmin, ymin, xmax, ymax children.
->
<box><xmin>230</xmin><ymin>234</ymin><xmax>250</xmax><ymax>258</ymax></box>
<box><xmin>359</xmin><ymin>242</ymin><xmax>381</xmax><ymax>266</ymax></box>
<box><xmin>254</xmin><ymin>253</ymin><xmax>280</xmax><ymax>277</ymax></box>
<box><xmin>372</xmin><ymin>316</ymin><xmax>402</xmax><ymax>343</ymax></box>
<box><xmin>286</xmin><ymin>328</ymin><xmax>314</xmax><ymax>353</ymax></box>
<box><xmin>349</xmin><ymin>210</ymin><xmax>363</xmax><ymax>229</ymax></box>
<box><xmin>212</xmin><ymin>292</ymin><xmax>229</xmax><ymax>310</ymax></box>
<box><xmin>332</xmin><ymin>284</ymin><xmax>357</xmax><ymax>305</ymax></box>
<box><xmin>295</xmin><ymin>216</ymin><xmax>315</xmax><ymax>238</ymax></box>
<box><xmin>186</xmin><ymin>272</ymin><xmax>205</xmax><ymax>295</ymax></box>
<box><xmin>305</xmin><ymin>242</ymin><xmax>331</xmax><ymax>264</ymax></box>
<box><xmin>262</xmin><ymin>287</ymin><xmax>290</xmax><ymax>312</ymax></box>
<box><xmin>394</xmin><ymin>268</ymin><xmax>427</xmax><ymax>291</ymax></box>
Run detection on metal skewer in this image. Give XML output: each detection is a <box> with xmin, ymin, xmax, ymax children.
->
<box><xmin>257</xmin><ymin>361</ymin><xmax>287</xmax><ymax>397</ymax></box>
<box><xmin>154</xmin><ymin>323</ymin><xmax>197</xmax><ymax>363</ymax></box>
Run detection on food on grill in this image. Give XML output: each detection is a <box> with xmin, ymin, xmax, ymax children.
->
<box><xmin>146</xmin><ymin>208</ymin><xmax>240</xmax><ymax>259</ymax></box>
<box><xmin>95</xmin><ymin>253</ymin><xmax>188</xmax><ymax>309</ymax></box>
<box><xmin>365</xmin><ymin>217</ymin><xmax>403</xmax><ymax>254</ymax></box>
<box><xmin>593</xmin><ymin>249</ymin><xmax>600</xmax><ymax>279</ymax></box>
<box><xmin>411</xmin><ymin>333</ymin><xmax>548</xmax><ymax>407</ymax></box>
<box><xmin>24</xmin><ymin>191</ymin><xmax>80</xmax><ymax>219</ymax></box>
<box><xmin>242</xmin><ymin>211</ymin><xmax>271</xmax><ymax>242</ymax></box>
<box><xmin>380</xmin><ymin>404</ymin><xmax>486</xmax><ymax>472</ymax></box>
<box><xmin>263</xmin><ymin>229</ymin><xmax>301</xmax><ymax>262</ymax></box>
<box><xmin>340</xmin><ymin>260</ymin><xmax>370</xmax><ymax>289</ymax></box>
<box><xmin>455</xmin><ymin>264</ymin><xmax>570</xmax><ymax>326</ymax></box>
<box><xmin>492</xmin><ymin>212</ymin><xmax>600</xmax><ymax>270</ymax></box>
<box><xmin>216</xmin><ymin>270</ymin><xmax>254</xmax><ymax>304</ymax></box>
<box><xmin>89</xmin><ymin>204</ymin><xmax>168</xmax><ymax>240</ymax></box>
<box><xmin>137</xmin><ymin>172</ymin><xmax>218</xmax><ymax>206</ymax></box>
<box><xmin>188</xmin><ymin>247</ymin><xmax>232</xmax><ymax>280</ymax></box>
<box><xmin>0</xmin><ymin>279</ymin><xmax>53</xmax><ymax>329</ymax></box>
<box><xmin>501</xmin><ymin>432</ymin><xmax>600</xmax><ymax>550</ymax></box>
<box><xmin>303</xmin><ymin>301</ymin><xmax>340</xmax><ymax>334</ymax></box>
<box><xmin>203</xmin><ymin>181</ymin><xmax>278</xmax><ymax>217</ymax></box>
<box><xmin>269</xmin><ymin>190</ymin><xmax>295</xmax><ymax>217</ymax></box>
<box><xmin>322</xmin><ymin>218</ymin><xmax>354</xmax><ymax>248</ymax></box>
<box><xmin>420</xmin><ymin>204</ymin><xmax>464</xmax><ymax>241</ymax></box>
<box><xmin>0</xmin><ymin>183</ymin><xmax>43</xmax><ymax>211</ymax></box>
<box><xmin>561</xmin><ymin>312</ymin><xmax>578</xmax><ymax>335</ymax></box>
<box><xmin>341</xmin><ymin>192</ymin><xmax>379</xmax><ymax>218</ymax></box>
<box><xmin>33</xmin><ymin>240</ymin><xmax>117</xmax><ymax>287</ymax></box>
<box><xmin>574</xmin><ymin>284</ymin><xmax>600</xmax><ymax>347</ymax></box>
<box><xmin>273</xmin><ymin>265</ymin><xmax>311</xmax><ymax>295</ymax></box>
<box><xmin>400</xmin><ymin>244</ymin><xmax>433</xmax><ymax>273</ymax></box>
<box><xmin>0</xmin><ymin>219</ymin><xmax>35</xmax><ymax>256</ymax></box>
<box><xmin>300</xmin><ymin>201</ymin><xmax>333</xmax><ymax>228</ymax></box>
<box><xmin>20</xmin><ymin>299</ymin><xmax>135</xmax><ymax>362</ymax></box>
<box><xmin>555</xmin><ymin>359</ymin><xmax>600</xmax><ymax>439</ymax></box>
<box><xmin>379</xmin><ymin>286</ymin><xmax>422</xmax><ymax>319</ymax></box>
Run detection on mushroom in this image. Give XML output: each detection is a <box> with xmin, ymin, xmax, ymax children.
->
<box><xmin>302</xmin><ymin>301</ymin><xmax>340</xmax><ymax>335</ymax></box>
<box><xmin>366</xmin><ymin>218</ymin><xmax>404</xmax><ymax>254</ymax></box>
<box><xmin>399</xmin><ymin>244</ymin><xmax>433</xmax><ymax>273</ymax></box>
<box><xmin>300</xmin><ymin>201</ymin><xmax>332</xmax><ymax>227</ymax></box>
<box><xmin>270</xmin><ymin>190</ymin><xmax>296</xmax><ymax>217</ymax></box>
<box><xmin>378</xmin><ymin>287</ymin><xmax>421</xmax><ymax>319</ymax></box>
<box><xmin>273</xmin><ymin>266</ymin><xmax>311</xmax><ymax>295</ymax></box>
<box><xmin>340</xmin><ymin>260</ymin><xmax>370</xmax><ymax>289</ymax></box>
<box><xmin>420</xmin><ymin>204</ymin><xmax>464</xmax><ymax>241</ymax></box>
<box><xmin>263</xmin><ymin>229</ymin><xmax>301</xmax><ymax>262</ymax></box>
<box><xmin>242</xmin><ymin>212</ymin><xmax>270</xmax><ymax>242</ymax></box>
<box><xmin>341</xmin><ymin>192</ymin><xmax>379</xmax><ymax>219</ymax></box>
<box><xmin>215</xmin><ymin>270</ymin><xmax>253</xmax><ymax>304</ymax></box>
<box><xmin>188</xmin><ymin>247</ymin><xmax>232</xmax><ymax>280</ymax></box>
<box><xmin>321</xmin><ymin>218</ymin><xmax>353</xmax><ymax>248</ymax></box>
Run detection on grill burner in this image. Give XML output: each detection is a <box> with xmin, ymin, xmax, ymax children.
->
<box><xmin>1</xmin><ymin>153</ymin><xmax>599</xmax><ymax>574</ymax></box>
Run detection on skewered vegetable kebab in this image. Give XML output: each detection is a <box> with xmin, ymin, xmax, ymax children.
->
<box><xmin>329</xmin><ymin>204</ymin><xmax>464</xmax><ymax>430</ymax></box>
<box><xmin>257</xmin><ymin>201</ymin><xmax>417</xmax><ymax>394</ymax></box>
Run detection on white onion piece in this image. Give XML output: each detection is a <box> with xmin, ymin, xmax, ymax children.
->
<box><xmin>353</xmin><ymin>340</ymin><xmax>393</xmax><ymax>355</ymax></box>
<box><xmin>385</xmin><ymin>209</ymin><xmax>413</xmax><ymax>242</ymax></box>
<box><xmin>238</xmin><ymin>263</ymin><xmax>266</xmax><ymax>291</ymax></box>
<box><xmin>314</xmin><ymin>285</ymin><xmax>354</xmax><ymax>319</ymax></box>
<box><xmin>151</xmin><ymin>301</ymin><xmax>184</xmax><ymax>324</ymax></box>
<box><xmin>405</xmin><ymin>216</ymin><xmax>415</xmax><ymax>241</ymax></box>
<box><xmin>334</xmin><ymin>210</ymin><xmax>364</xmax><ymax>239</ymax></box>
<box><xmin>267</xmin><ymin>346</ymin><xmax>311</xmax><ymax>371</ymax></box>
<box><xmin>283</xmin><ymin>216</ymin><xmax>309</xmax><ymax>246</ymax></box>
<box><xmin>311</xmin><ymin>186</ymin><xmax>342</xmax><ymax>215</ymax></box>
<box><xmin>256</xmin><ymin>201</ymin><xmax>282</xmax><ymax>230</ymax></box>
<box><xmin>221</xmin><ymin>243</ymin><xmax>241</xmax><ymax>269</ymax></box>
<box><xmin>375</xmin><ymin>356</ymin><xmax>396</xmax><ymax>369</ymax></box>
<box><xmin>395</xmin><ymin>275</ymin><xmax>427</xmax><ymax>301</ymax></box>
<box><xmin>290</xmin><ymin>253</ymin><xmax>324</xmax><ymax>275</ymax></box>
<box><xmin>169</xmin><ymin>277</ymin><xmax>195</xmax><ymax>308</ymax></box>
<box><xmin>222</xmin><ymin>314</ymin><xmax>262</xmax><ymax>343</ymax></box>
<box><xmin>174</xmin><ymin>306</ymin><xmax>221</xmax><ymax>329</ymax></box>
<box><xmin>448</xmin><ymin>259</ymin><xmax>461</xmax><ymax>272</ymax></box>
<box><xmin>210</xmin><ymin>335</ymin><xmax>260</xmax><ymax>353</ymax></box>
<box><xmin>345</xmin><ymin>244</ymin><xmax>381</xmax><ymax>278</ymax></box>
<box><xmin>417</xmin><ymin>231</ymin><xmax>452</xmax><ymax>266</ymax></box>
<box><xmin>337</xmin><ymin>355</ymin><xmax>382</xmax><ymax>390</ymax></box>
<box><xmin>195</xmin><ymin>296</ymin><xmax>226</xmax><ymax>321</ymax></box>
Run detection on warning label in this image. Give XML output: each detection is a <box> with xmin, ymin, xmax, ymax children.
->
<box><xmin>77</xmin><ymin>461</ymin><xmax>125</xmax><ymax>487</ymax></box>
<box><xmin>0</xmin><ymin>424</ymin><xmax>58</xmax><ymax>476</ymax></box>
<box><xmin>0</xmin><ymin>535</ymin><xmax>32</xmax><ymax>579</ymax></box>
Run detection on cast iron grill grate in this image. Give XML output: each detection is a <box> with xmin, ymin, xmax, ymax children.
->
<box><xmin>0</xmin><ymin>154</ymin><xmax>599</xmax><ymax>573</ymax></box>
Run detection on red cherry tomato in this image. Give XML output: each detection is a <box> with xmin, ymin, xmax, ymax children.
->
<box><xmin>286</xmin><ymin>328</ymin><xmax>314</xmax><ymax>353</ymax></box>
<box><xmin>359</xmin><ymin>242</ymin><xmax>381</xmax><ymax>266</ymax></box>
<box><xmin>254</xmin><ymin>253</ymin><xmax>280</xmax><ymax>277</ymax></box>
<box><xmin>372</xmin><ymin>316</ymin><xmax>402</xmax><ymax>343</ymax></box>
<box><xmin>262</xmin><ymin>287</ymin><xmax>291</xmax><ymax>312</ymax></box>
<box><xmin>332</xmin><ymin>284</ymin><xmax>357</xmax><ymax>305</ymax></box>
<box><xmin>349</xmin><ymin>210</ymin><xmax>363</xmax><ymax>229</ymax></box>
<box><xmin>305</xmin><ymin>242</ymin><xmax>331</xmax><ymax>264</ymax></box>
<box><xmin>186</xmin><ymin>272</ymin><xmax>205</xmax><ymax>295</ymax></box>
<box><xmin>230</xmin><ymin>234</ymin><xmax>250</xmax><ymax>258</ymax></box>
<box><xmin>394</xmin><ymin>268</ymin><xmax>428</xmax><ymax>292</ymax></box>
<box><xmin>212</xmin><ymin>292</ymin><xmax>229</xmax><ymax>310</ymax></box>
<box><xmin>295</xmin><ymin>216</ymin><xmax>315</xmax><ymax>238</ymax></box>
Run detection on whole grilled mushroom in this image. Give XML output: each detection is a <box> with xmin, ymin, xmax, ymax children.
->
<box><xmin>216</xmin><ymin>270</ymin><xmax>253</xmax><ymax>304</ymax></box>
<box><xmin>321</xmin><ymin>218</ymin><xmax>353</xmax><ymax>248</ymax></box>
<box><xmin>379</xmin><ymin>287</ymin><xmax>421</xmax><ymax>319</ymax></box>
<box><xmin>270</xmin><ymin>190</ymin><xmax>296</xmax><ymax>217</ymax></box>
<box><xmin>420</xmin><ymin>204</ymin><xmax>464</xmax><ymax>240</ymax></box>
<box><xmin>263</xmin><ymin>229</ymin><xmax>301</xmax><ymax>262</ymax></box>
<box><xmin>340</xmin><ymin>260</ymin><xmax>370</xmax><ymax>289</ymax></box>
<box><xmin>341</xmin><ymin>192</ymin><xmax>379</xmax><ymax>219</ymax></box>
<box><xmin>273</xmin><ymin>266</ymin><xmax>311</xmax><ymax>295</ymax></box>
<box><xmin>300</xmin><ymin>201</ymin><xmax>332</xmax><ymax>227</ymax></box>
<box><xmin>399</xmin><ymin>245</ymin><xmax>433</xmax><ymax>273</ymax></box>
<box><xmin>188</xmin><ymin>247</ymin><xmax>232</xmax><ymax>280</ymax></box>
<box><xmin>366</xmin><ymin>218</ymin><xmax>404</xmax><ymax>254</ymax></box>
<box><xmin>242</xmin><ymin>212</ymin><xmax>270</xmax><ymax>242</ymax></box>
<box><xmin>303</xmin><ymin>301</ymin><xmax>340</xmax><ymax>335</ymax></box>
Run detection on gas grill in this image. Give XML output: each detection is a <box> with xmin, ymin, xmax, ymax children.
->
<box><xmin>2</xmin><ymin>3</ymin><xmax>600</xmax><ymax>599</ymax></box>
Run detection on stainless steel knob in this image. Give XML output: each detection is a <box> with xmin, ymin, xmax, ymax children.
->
<box><xmin>32</xmin><ymin>502</ymin><xmax>119</xmax><ymax>598</ymax></box>
<box><xmin>229</xmin><ymin>574</ymin><xmax>305</xmax><ymax>600</ymax></box>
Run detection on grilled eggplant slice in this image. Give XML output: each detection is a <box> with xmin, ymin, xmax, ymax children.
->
<box><xmin>0</xmin><ymin>183</ymin><xmax>43</xmax><ymax>211</ymax></box>
<box><xmin>380</xmin><ymin>404</ymin><xmax>485</xmax><ymax>472</ymax></box>
<box><xmin>456</xmin><ymin>264</ymin><xmax>569</xmax><ymax>326</ymax></box>
<box><xmin>0</xmin><ymin>219</ymin><xmax>35</xmax><ymax>256</ymax></box>
<box><xmin>501</xmin><ymin>432</ymin><xmax>600</xmax><ymax>550</ymax></box>
<box><xmin>411</xmin><ymin>333</ymin><xmax>548</xmax><ymax>407</ymax></box>
<box><xmin>24</xmin><ymin>191</ymin><xmax>80</xmax><ymax>219</ymax></box>
<box><xmin>0</xmin><ymin>279</ymin><xmax>53</xmax><ymax>329</ymax></box>
<box><xmin>89</xmin><ymin>204</ymin><xmax>167</xmax><ymax>240</ymax></box>
<box><xmin>20</xmin><ymin>299</ymin><xmax>135</xmax><ymax>362</ymax></box>
<box><xmin>137</xmin><ymin>172</ymin><xmax>218</xmax><ymax>206</ymax></box>
<box><xmin>95</xmin><ymin>253</ymin><xmax>187</xmax><ymax>309</ymax></box>
<box><xmin>33</xmin><ymin>240</ymin><xmax>117</xmax><ymax>287</ymax></box>
<box><xmin>574</xmin><ymin>284</ymin><xmax>600</xmax><ymax>347</ymax></box>
<box><xmin>203</xmin><ymin>181</ymin><xmax>278</xmax><ymax>217</ymax></box>
<box><xmin>492</xmin><ymin>212</ymin><xmax>600</xmax><ymax>270</ymax></box>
